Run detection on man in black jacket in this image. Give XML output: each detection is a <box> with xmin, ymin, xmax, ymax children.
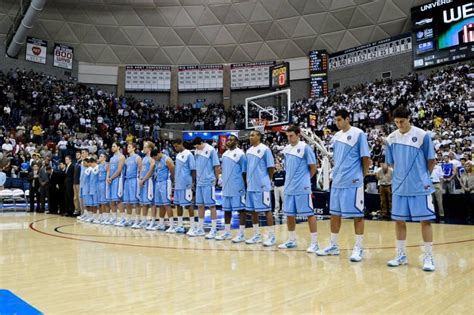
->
<box><xmin>28</xmin><ymin>163</ymin><xmax>41</xmax><ymax>212</ymax></box>
<box><xmin>64</xmin><ymin>155</ymin><xmax>75</xmax><ymax>216</ymax></box>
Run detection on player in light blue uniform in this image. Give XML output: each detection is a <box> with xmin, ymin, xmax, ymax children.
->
<box><xmin>139</xmin><ymin>141</ymin><xmax>156</xmax><ymax>229</ymax></box>
<box><xmin>84</xmin><ymin>157</ymin><xmax>99</xmax><ymax>223</ymax></box>
<box><xmin>191</xmin><ymin>137</ymin><xmax>220</xmax><ymax>239</ymax></box>
<box><xmin>385</xmin><ymin>106</ymin><xmax>436</xmax><ymax>272</ymax></box>
<box><xmin>77</xmin><ymin>149</ymin><xmax>90</xmax><ymax>221</ymax></box>
<box><xmin>215</xmin><ymin>135</ymin><xmax>247</xmax><ymax>242</ymax></box>
<box><xmin>316</xmin><ymin>109</ymin><xmax>370</xmax><ymax>262</ymax></box>
<box><xmin>278</xmin><ymin>125</ymin><xmax>320</xmax><ymax>253</ymax></box>
<box><xmin>244</xmin><ymin>130</ymin><xmax>276</xmax><ymax>247</ymax></box>
<box><xmin>172</xmin><ymin>139</ymin><xmax>196</xmax><ymax>235</ymax></box>
<box><xmin>105</xmin><ymin>142</ymin><xmax>125</xmax><ymax>225</ymax></box>
<box><xmin>120</xmin><ymin>143</ymin><xmax>143</xmax><ymax>228</ymax></box>
<box><xmin>150</xmin><ymin>149</ymin><xmax>177</xmax><ymax>232</ymax></box>
<box><xmin>95</xmin><ymin>153</ymin><xmax>109</xmax><ymax>224</ymax></box>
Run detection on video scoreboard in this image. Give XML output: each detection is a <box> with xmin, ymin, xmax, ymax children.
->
<box><xmin>411</xmin><ymin>0</ymin><xmax>474</xmax><ymax>69</ymax></box>
<box><xmin>269</xmin><ymin>62</ymin><xmax>290</xmax><ymax>90</ymax></box>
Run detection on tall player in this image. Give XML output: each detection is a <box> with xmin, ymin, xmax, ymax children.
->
<box><xmin>192</xmin><ymin>137</ymin><xmax>220</xmax><ymax>239</ymax></box>
<box><xmin>316</xmin><ymin>109</ymin><xmax>370</xmax><ymax>262</ymax></box>
<box><xmin>117</xmin><ymin>143</ymin><xmax>142</xmax><ymax>228</ymax></box>
<box><xmin>278</xmin><ymin>125</ymin><xmax>320</xmax><ymax>253</ymax></box>
<box><xmin>385</xmin><ymin>106</ymin><xmax>436</xmax><ymax>271</ymax></box>
<box><xmin>172</xmin><ymin>139</ymin><xmax>197</xmax><ymax>235</ymax></box>
<box><xmin>95</xmin><ymin>153</ymin><xmax>109</xmax><ymax>224</ymax></box>
<box><xmin>140</xmin><ymin>141</ymin><xmax>156</xmax><ymax>229</ymax></box>
<box><xmin>105</xmin><ymin>142</ymin><xmax>125</xmax><ymax>225</ymax></box>
<box><xmin>245</xmin><ymin>130</ymin><xmax>276</xmax><ymax>247</ymax></box>
<box><xmin>215</xmin><ymin>135</ymin><xmax>247</xmax><ymax>242</ymax></box>
<box><xmin>149</xmin><ymin>149</ymin><xmax>177</xmax><ymax>232</ymax></box>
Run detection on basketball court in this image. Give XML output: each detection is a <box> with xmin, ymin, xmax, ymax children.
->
<box><xmin>1</xmin><ymin>212</ymin><xmax>473</xmax><ymax>314</ymax></box>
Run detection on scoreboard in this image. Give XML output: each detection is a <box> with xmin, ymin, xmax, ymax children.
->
<box><xmin>269</xmin><ymin>62</ymin><xmax>290</xmax><ymax>90</ymax></box>
<box><xmin>309</xmin><ymin>50</ymin><xmax>328</xmax><ymax>98</ymax></box>
<box><xmin>178</xmin><ymin>65</ymin><xmax>223</xmax><ymax>91</ymax></box>
<box><xmin>125</xmin><ymin>65</ymin><xmax>171</xmax><ymax>92</ymax></box>
<box><xmin>230</xmin><ymin>61</ymin><xmax>274</xmax><ymax>90</ymax></box>
<box><xmin>411</xmin><ymin>0</ymin><xmax>474</xmax><ymax>69</ymax></box>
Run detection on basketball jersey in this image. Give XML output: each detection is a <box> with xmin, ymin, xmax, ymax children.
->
<box><xmin>175</xmin><ymin>150</ymin><xmax>195</xmax><ymax>190</ymax></box>
<box><xmin>125</xmin><ymin>154</ymin><xmax>139</xmax><ymax>179</ymax></box>
<box><xmin>221</xmin><ymin>148</ymin><xmax>246</xmax><ymax>197</ymax></box>
<box><xmin>246</xmin><ymin>143</ymin><xmax>275</xmax><ymax>192</ymax></box>
<box><xmin>331</xmin><ymin>127</ymin><xmax>370</xmax><ymax>188</ymax></box>
<box><xmin>87</xmin><ymin>166</ymin><xmax>99</xmax><ymax>195</ymax></box>
<box><xmin>109</xmin><ymin>154</ymin><xmax>122</xmax><ymax>176</ymax></box>
<box><xmin>141</xmin><ymin>155</ymin><xmax>152</xmax><ymax>179</ymax></box>
<box><xmin>283</xmin><ymin>141</ymin><xmax>316</xmax><ymax>195</ymax></box>
<box><xmin>98</xmin><ymin>163</ymin><xmax>107</xmax><ymax>182</ymax></box>
<box><xmin>195</xmin><ymin>143</ymin><xmax>220</xmax><ymax>187</ymax></box>
<box><xmin>385</xmin><ymin>126</ymin><xmax>435</xmax><ymax>196</ymax></box>
<box><xmin>155</xmin><ymin>155</ymin><xmax>171</xmax><ymax>182</ymax></box>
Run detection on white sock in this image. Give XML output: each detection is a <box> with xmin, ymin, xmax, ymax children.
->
<box><xmin>177</xmin><ymin>216</ymin><xmax>183</xmax><ymax>227</ymax></box>
<box><xmin>190</xmin><ymin>216</ymin><xmax>195</xmax><ymax>228</ymax></box>
<box><xmin>288</xmin><ymin>231</ymin><xmax>296</xmax><ymax>241</ymax></box>
<box><xmin>239</xmin><ymin>225</ymin><xmax>245</xmax><ymax>234</ymax></box>
<box><xmin>355</xmin><ymin>234</ymin><xmax>364</xmax><ymax>248</ymax></box>
<box><xmin>330</xmin><ymin>233</ymin><xmax>339</xmax><ymax>246</ymax></box>
<box><xmin>424</xmin><ymin>242</ymin><xmax>433</xmax><ymax>255</ymax></box>
<box><xmin>199</xmin><ymin>218</ymin><xmax>204</xmax><ymax>228</ymax></box>
<box><xmin>169</xmin><ymin>218</ymin><xmax>174</xmax><ymax>227</ymax></box>
<box><xmin>151</xmin><ymin>217</ymin><xmax>155</xmax><ymax>223</ymax></box>
<box><xmin>253</xmin><ymin>224</ymin><xmax>259</xmax><ymax>234</ymax></box>
<box><xmin>224</xmin><ymin>224</ymin><xmax>230</xmax><ymax>232</ymax></box>
<box><xmin>211</xmin><ymin>220</ymin><xmax>217</xmax><ymax>230</ymax></box>
<box><xmin>396</xmin><ymin>240</ymin><xmax>406</xmax><ymax>253</ymax></box>
<box><xmin>126</xmin><ymin>213</ymin><xmax>131</xmax><ymax>220</ymax></box>
<box><xmin>311</xmin><ymin>232</ymin><xmax>318</xmax><ymax>244</ymax></box>
<box><xmin>266</xmin><ymin>225</ymin><xmax>275</xmax><ymax>237</ymax></box>
<box><xmin>159</xmin><ymin>217</ymin><xmax>164</xmax><ymax>225</ymax></box>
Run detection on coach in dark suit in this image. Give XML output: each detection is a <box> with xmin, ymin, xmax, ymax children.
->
<box><xmin>28</xmin><ymin>163</ymin><xmax>41</xmax><ymax>212</ymax></box>
<box><xmin>48</xmin><ymin>165</ymin><xmax>65</xmax><ymax>215</ymax></box>
<box><xmin>64</xmin><ymin>155</ymin><xmax>75</xmax><ymax>216</ymax></box>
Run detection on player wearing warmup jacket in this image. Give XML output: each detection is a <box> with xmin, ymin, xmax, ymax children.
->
<box><xmin>172</xmin><ymin>139</ymin><xmax>197</xmax><ymax>235</ymax></box>
<box><xmin>191</xmin><ymin>137</ymin><xmax>221</xmax><ymax>239</ymax></box>
<box><xmin>139</xmin><ymin>141</ymin><xmax>156</xmax><ymax>230</ymax></box>
<box><xmin>244</xmin><ymin>130</ymin><xmax>276</xmax><ymax>247</ymax></box>
<box><xmin>148</xmin><ymin>149</ymin><xmax>177</xmax><ymax>232</ymax></box>
<box><xmin>83</xmin><ymin>157</ymin><xmax>100</xmax><ymax>223</ymax></box>
<box><xmin>105</xmin><ymin>142</ymin><xmax>126</xmax><ymax>225</ymax></box>
<box><xmin>316</xmin><ymin>109</ymin><xmax>371</xmax><ymax>262</ymax></box>
<box><xmin>385</xmin><ymin>106</ymin><xmax>437</xmax><ymax>272</ymax></box>
<box><xmin>278</xmin><ymin>125</ymin><xmax>320</xmax><ymax>253</ymax></box>
<box><xmin>215</xmin><ymin>135</ymin><xmax>247</xmax><ymax>242</ymax></box>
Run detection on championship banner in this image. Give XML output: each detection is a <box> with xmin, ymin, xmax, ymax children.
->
<box><xmin>53</xmin><ymin>43</ymin><xmax>74</xmax><ymax>69</ymax></box>
<box><xmin>25</xmin><ymin>37</ymin><xmax>47</xmax><ymax>64</ymax></box>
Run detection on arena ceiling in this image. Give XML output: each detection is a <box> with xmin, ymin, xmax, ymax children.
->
<box><xmin>0</xmin><ymin>0</ymin><xmax>431</xmax><ymax>65</ymax></box>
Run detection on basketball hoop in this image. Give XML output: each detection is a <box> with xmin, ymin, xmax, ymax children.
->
<box><xmin>250</xmin><ymin>118</ymin><xmax>268</xmax><ymax>133</ymax></box>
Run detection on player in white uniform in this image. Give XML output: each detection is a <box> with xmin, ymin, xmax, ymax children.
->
<box><xmin>244</xmin><ymin>130</ymin><xmax>276</xmax><ymax>247</ymax></box>
<box><xmin>277</xmin><ymin>125</ymin><xmax>320</xmax><ymax>253</ymax></box>
<box><xmin>385</xmin><ymin>106</ymin><xmax>436</xmax><ymax>271</ymax></box>
<box><xmin>215</xmin><ymin>135</ymin><xmax>247</xmax><ymax>242</ymax></box>
<box><xmin>317</xmin><ymin>109</ymin><xmax>370</xmax><ymax>262</ymax></box>
<box><xmin>192</xmin><ymin>137</ymin><xmax>221</xmax><ymax>239</ymax></box>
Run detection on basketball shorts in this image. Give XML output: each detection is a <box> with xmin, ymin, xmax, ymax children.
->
<box><xmin>284</xmin><ymin>194</ymin><xmax>314</xmax><ymax>217</ymax></box>
<box><xmin>391</xmin><ymin>194</ymin><xmax>436</xmax><ymax>222</ymax></box>
<box><xmin>107</xmin><ymin>175</ymin><xmax>123</xmax><ymax>202</ymax></box>
<box><xmin>139</xmin><ymin>178</ymin><xmax>154</xmax><ymax>205</ymax></box>
<box><xmin>122</xmin><ymin>177</ymin><xmax>139</xmax><ymax>204</ymax></box>
<box><xmin>195</xmin><ymin>185</ymin><xmax>216</xmax><ymax>207</ymax></box>
<box><xmin>245</xmin><ymin>191</ymin><xmax>271</xmax><ymax>212</ymax></box>
<box><xmin>154</xmin><ymin>179</ymin><xmax>172</xmax><ymax>206</ymax></box>
<box><xmin>330</xmin><ymin>186</ymin><xmax>365</xmax><ymax>218</ymax></box>
<box><xmin>222</xmin><ymin>195</ymin><xmax>245</xmax><ymax>211</ymax></box>
<box><xmin>98</xmin><ymin>180</ymin><xmax>107</xmax><ymax>205</ymax></box>
<box><xmin>173</xmin><ymin>188</ymin><xmax>193</xmax><ymax>207</ymax></box>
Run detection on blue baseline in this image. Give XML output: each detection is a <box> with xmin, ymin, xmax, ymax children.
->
<box><xmin>0</xmin><ymin>289</ymin><xmax>43</xmax><ymax>315</ymax></box>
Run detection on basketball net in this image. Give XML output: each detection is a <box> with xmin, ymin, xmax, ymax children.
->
<box><xmin>251</xmin><ymin>118</ymin><xmax>268</xmax><ymax>133</ymax></box>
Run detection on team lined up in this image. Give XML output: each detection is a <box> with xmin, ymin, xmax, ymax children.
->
<box><xmin>77</xmin><ymin>107</ymin><xmax>437</xmax><ymax>271</ymax></box>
